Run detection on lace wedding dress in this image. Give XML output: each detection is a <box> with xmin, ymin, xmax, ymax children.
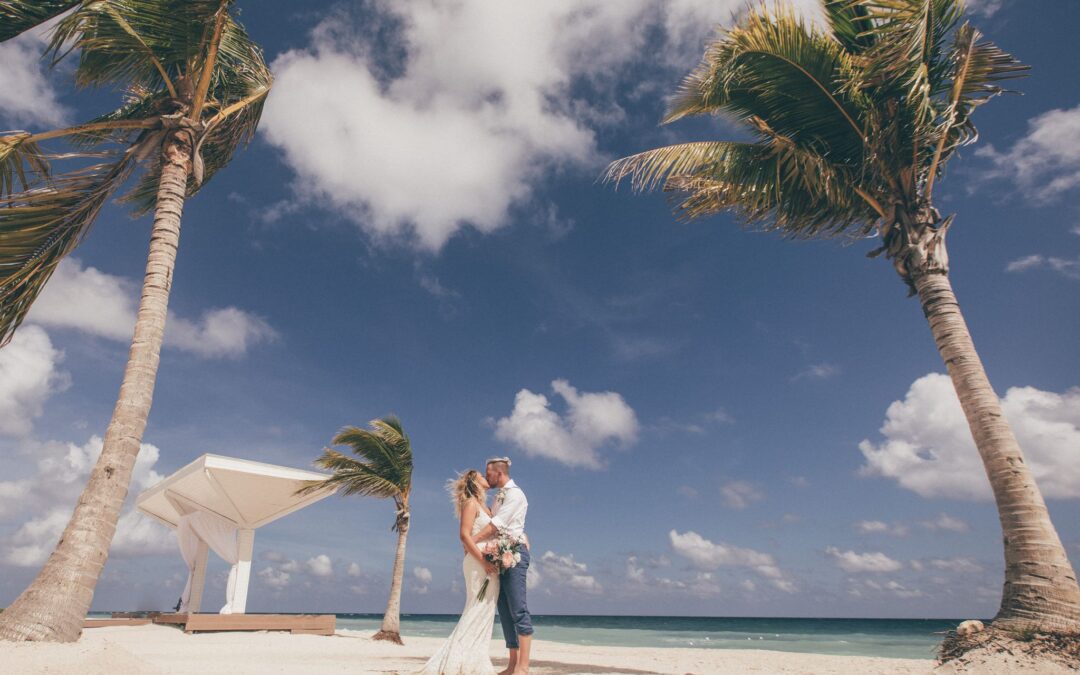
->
<box><xmin>418</xmin><ymin>510</ymin><xmax>499</xmax><ymax>675</ymax></box>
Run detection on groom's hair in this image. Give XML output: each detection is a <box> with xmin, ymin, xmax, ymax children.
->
<box><xmin>486</xmin><ymin>457</ymin><xmax>511</xmax><ymax>475</ymax></box>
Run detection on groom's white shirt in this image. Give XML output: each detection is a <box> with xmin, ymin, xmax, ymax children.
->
<box><xmin>491</xmin><ymin>479</ymin><xmax>527</xmax><ymax>540</ymax></box>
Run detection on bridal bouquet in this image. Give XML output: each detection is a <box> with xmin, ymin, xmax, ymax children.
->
<box><xmin>476</xmin><ymin>535</ymin><xmax>522</xmax><ymax>601</ymax></box>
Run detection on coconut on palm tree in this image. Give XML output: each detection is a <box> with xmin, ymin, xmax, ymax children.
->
<box><xmin>0</xmin><ymin>0</ymin><xmax>271</xmax><ymax>642</ymax></box>
<box><xmin>606</xmin><ymin>0</ymin><xmax>1080</xmax><ymax>634</ymax></box>
<box><xmin>299</xmin><ymin>417</ymin><xmax>414</xmax><ymax>644</ymax></box>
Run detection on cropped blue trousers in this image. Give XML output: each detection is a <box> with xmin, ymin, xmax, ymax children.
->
<box><xmin>497</xmin><ymin>545</ymin><xmax>533</xmax><ymax>648</ymax></box>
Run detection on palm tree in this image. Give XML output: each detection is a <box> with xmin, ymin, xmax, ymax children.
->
<box><xmin>299</xmin><ymin>417</ymin><xmax>414</xmax><ymax>645</ymax></box>
<box><xmin>606</xmin><ymin>0</ymin><xmax>1080</xmax><ymax>633</ymax></box>
<box><xmin>0</xmin><ymin>0</ymin><xmax>271</xmax><ymax>642</ymax></box>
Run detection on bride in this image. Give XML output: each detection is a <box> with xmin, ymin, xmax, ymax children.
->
<box><xmin>419</xmin><ymin>469</ymin><xmax>501</xmax><ymax>675</ymax></box>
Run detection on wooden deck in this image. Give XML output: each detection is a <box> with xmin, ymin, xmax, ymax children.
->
<box><xmin>84</xmin><ymin>618</ymin><xmax>153</xmax><ymax>628</ymax></box>
<box><xmin>150</xmin><ymin>612</ymin><xmax>335</xmax><ymax>635</ymax></box>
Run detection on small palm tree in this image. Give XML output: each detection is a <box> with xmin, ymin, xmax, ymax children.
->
<box><xmin>299</xmin><ymin>417</ymin><xmax>414</xmax><ymax>645</ymax></box>
<box><xmin>0</xmin><ymin>0</ymin><xmax>271</xmax><ymax>642</ymax></box>
<box><xmin>606</xmin><ymin>0</ymin><xmax>1080</xmax><ymax>633</ymax></box>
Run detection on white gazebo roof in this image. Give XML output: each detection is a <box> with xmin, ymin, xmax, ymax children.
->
<box><xmin>137</xmin><ymin>453</ymin><xmax>333</xmax><ymax>529</ymax></box>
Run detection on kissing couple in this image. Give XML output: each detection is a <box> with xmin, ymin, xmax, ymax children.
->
<box><xmin>420</xmin><ymin>457</ymin><xmax>533</xmax><ymax>675</ymax></box>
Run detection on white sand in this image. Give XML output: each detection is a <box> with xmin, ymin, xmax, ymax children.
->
<box><xmin>0</xmin><ymin>623</ymin><xmax>942</xmax><ymax>674</ymax></box>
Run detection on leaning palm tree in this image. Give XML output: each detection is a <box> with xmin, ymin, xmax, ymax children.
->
<box><xmin>0</xmin><ymin>0</ymin><xmax>271</xmax><ymax>642</ymax></box>
<box><xmin>299</xmin><ymin>417</ymin><xmax>414</xmax><ymax>644</ymax></box>
<box><xmin>606</xmin><ymin>0</ymin><xmax>1080</xmax><ymax>633</ymax></box>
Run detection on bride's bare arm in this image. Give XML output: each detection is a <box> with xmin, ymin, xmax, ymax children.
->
<box><xmin>460</xmin><ymin>501</ymin><xmax>496</xmax><ymax>572</ymax></box>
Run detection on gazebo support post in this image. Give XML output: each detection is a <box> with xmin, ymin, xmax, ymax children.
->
<box><xmin>188</xmin><ymin>539</ymin><xmax>209</xmax><ymax>613</ymax></box>
<box><xmin>231</xmin><ymin>528</ymin><xmax>255</xmax><ymax>614</ymax></box>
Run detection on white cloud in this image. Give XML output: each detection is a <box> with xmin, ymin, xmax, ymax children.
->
<box><xmin>493</xmin><ymin>379</ymin><xmax>638</xmax><ymax>469</ymax></box>
<box><xmin>793</xmin><ymin>363</ymin><xmax>840</xmax><ymax>381</ymax></box>
<box><xmin>413</xmin><ymin>566</ymin><xmax>432</xmax><ymax>583</ymax></box>
<box><xmin>4</xmin><ymin>509</ymin><xmax>71</xmax><ymax>567</ymax></box>
<box><xmin>966</xmin><ymin>0</ymin><xmax>1007</xmax><ymax>15</ymax></box>
<box><xmin>855</xmin><ymin>578</ymin><xmax>925</xmax><ymax>599</ymax></box>
<box><xmin>720</xmin><ymin>481</ymin><xmax>763</xmax><ymax>510</ymax></box>
<box><xmin>347</xmin><ymin>562</ymin><xmax>362</xmax><ymax>578</ymax></box>
<box><xmin>1004</xmin><ymin>254</ymin><xmax>1080</xmax><ymax>281</ymax></box>
<box><xmin>167</xmin><ymin>307</ymin><xmax>278</xmax><ymax>359</ymax></box>
<box><xmin>669</xmin><ymin>530</ymin><xmax>795</xmax><ymax>592</ymax></box>
<box><xmin>859</xmin><ymin>373</ymin><xmax>1080</xmax><ymax>500</ymax></box>
<box><xmin>1</xmin><ymin>435</ymin><xmax>168</xmax><ymax>566</ymax></box>
<box><xmin>29</xmin><ymin>259</ymin><xmax>277</xmax><ymax>359</ymax></box>
<box><xmin>825</xmin><ymin>547</ymin><xmax>904</xmax><ymax>574</ymax></box>
<box><xmin>929</xmin><ymin>557</ymin><xmax>983</xmax><ymax>574</ymax></box>
<box><xmin>921</xmin><ymin>513</ymin><xmax>969</xmax><ymax>533</ymax></box>
<box><xmin>261</xmin><ymin>0</ymin><xmax>822</xmax><ymax>251</ymax></box>
<box><xmin>305</xmin><ymin>554</ymin><xmax>334</xmax><ymax>578</ymax></box>
<box><xmin>676</xmin><ymin>485</ymin><xmax>698</xmax><ymax>499</ymax></box>
<box><xmin>258</xmin><ymin>566</ymin><xmax>291</xmax><ymax>590</ymax></box>
<box><xmin>0</xmin><ymin>24</ymin><xmax>69</xmax><ymax>128</ymax></box>
<box><xmin>977</xmin><ymin>104</ymin><xmax>1080</xmax><ymax>202</ymax></box>
<box><xmin>412</xmin><ymin>566</ymin><xmax>432</xmax><ymax>594</ymax></box>
<box><xmin>626</xmin><ymin>556</ymin><xmax>647</xmax><ymax>584</ymax></box>
<box><xmin>1006</xmin><ymin>254</ymin><xmax>1046</xmax><ymax>273</ymax></box>
<box><xmin>536</xmin><ymin>551</ymin><xmax>602</xmax><ymax>594</ymax></box>
<box><xmin>855</xmin><ymin>520</ymin><xmax>909</xmax><ymax>537</ymax></box>
<box><xmin>0</xmin><ymin>325</ymin><xmax>68</xmax><ymax>437</ymax></box>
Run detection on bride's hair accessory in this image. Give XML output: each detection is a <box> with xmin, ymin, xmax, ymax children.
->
<box><xmin>446</xmin><ymin>469</ymin><xmax>487</xmax><ymax>517</ymax></box>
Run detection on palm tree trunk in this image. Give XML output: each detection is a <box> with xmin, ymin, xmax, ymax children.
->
<box><xmin>0</xmin><ymin>130</ymin><xmax>192</xmax><ymax>643</ymax></box>
<box><xmin>914</xmin><ymin>270</ymin><xmax>1080</xmax><ymax>633</ymax></box>
<box><xmin>373</xmin><ymin>521</ymin><xmax>409</xmax><ymax>645</ymax></box>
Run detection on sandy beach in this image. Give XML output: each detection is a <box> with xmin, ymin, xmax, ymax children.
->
<box><xmin>0</xmin><ymin>623</ymin><xmax>940</xmax><ymax>674</ymax></box>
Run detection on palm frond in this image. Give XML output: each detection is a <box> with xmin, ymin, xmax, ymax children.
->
<box><xmin>824</xmin><ymin>0</ymin><xmax>877</xmax><ymax>54</ymax></box>
<box><xmin>0</xmin><ymin>134</ymin><xmax>51</xmax><ymax>197</ymax></box>
<box><xmin>0</xmin><ymin>157</ymin><xmax>134</xmax><ymax>345</ymax></box>
<box><xmin>297</xmin><ymin>449</ymin><xmax>402</xmax><ymax>499</ymax></box>
<box><xmin>0</xmin><ymin>0</ymin><xmax>81</xmax><ymax>42</ymax></box>
<box><xmin>859</xmin><ymin>0</ymin><xmax>963</xmax><ymax>96</ymax></box>
<box><xmin>48</xmin><ymin>0</ymin><xmax>229</xmax><ymax>93</ymax></box>
<box><xmin>924</xmin><ymin>22</ymin><xmax>1026</xmax><ymax>196</ymax></box>
<box><xmin>666</xmin><ymin>7</ymin><xmax>867</xmax><ymax>166</ymax></box>
<box><xmin>606</xmin><ymin>141</ymin><xmax>753</xmax><ymax>192</ymax></box>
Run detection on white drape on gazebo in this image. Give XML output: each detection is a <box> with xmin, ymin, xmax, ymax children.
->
<box><xmin>177</xmin><ymin>511</ymin><xmax>241</xmax><ymax>613</ymax></box>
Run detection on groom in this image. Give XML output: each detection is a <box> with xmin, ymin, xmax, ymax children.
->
<box><xmin>474</xmin><ymin>456</ymin><xmax>532</xmax><ymax>675</ymax></box>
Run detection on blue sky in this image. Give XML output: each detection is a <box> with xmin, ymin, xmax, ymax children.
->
<box><xmin>1</xmin><ymin>0</ymin><xmax>1078</xmax><ymax>619</ymax></box>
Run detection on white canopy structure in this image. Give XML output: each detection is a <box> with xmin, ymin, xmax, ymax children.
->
<box><xmin>137</xmin><ymin>454</ymin><xmax>332</xmax><ymax>615</ymax></box>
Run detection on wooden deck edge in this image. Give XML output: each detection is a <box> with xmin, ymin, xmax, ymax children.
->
<box><xmin>174</xmin><ymin>613</ymin><xmax>336</xmax><ymax>635</ymax></box>
<box><xmin>84</xmin><ymin>617</ymin><xmax>153</xmax><ymax>630</ymax></box>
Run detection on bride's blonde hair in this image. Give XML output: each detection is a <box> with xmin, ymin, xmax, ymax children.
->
<box><xmin>447</xmin><ymin>469</ymin><xmax>486</xmax><ymax>518</ymax></box>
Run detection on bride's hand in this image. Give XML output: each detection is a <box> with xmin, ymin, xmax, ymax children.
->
<box><xmin>483</xmin><ymin>560</ymin><xmax>498</xmax><ymax>575</ymax></box>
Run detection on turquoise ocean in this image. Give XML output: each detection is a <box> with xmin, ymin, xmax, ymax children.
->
<box><xmin>337</xmin><ymin>614</ymin><xmax>962</xmax><ymax>660</ymax></box>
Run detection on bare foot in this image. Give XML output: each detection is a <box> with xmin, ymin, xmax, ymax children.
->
<box><xmin>498</xmin><ymin>667</ymin><xmax>515</xmax><ymax>675</ymax></box>
<box><xmin>511</xmin><ymin>669</ymin><xmax>530</xmax><ymax>675</ymax></box>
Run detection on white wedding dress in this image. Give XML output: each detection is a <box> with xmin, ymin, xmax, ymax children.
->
<box><xmin>419</xmin><ymin>510</ymin><xmax>499</xmax><ymax>675</ymax></box>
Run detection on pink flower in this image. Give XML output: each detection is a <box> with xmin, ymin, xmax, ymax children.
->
<box><xmin>501</xmin><ymin>551</ymin><xmax>515</xmax><ymax>569</ymax></box>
